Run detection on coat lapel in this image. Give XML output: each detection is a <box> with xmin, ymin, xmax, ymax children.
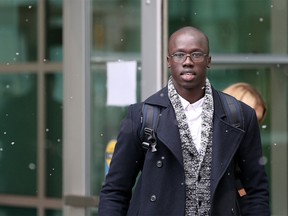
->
<box><xmin>210</xmin><ymin>90</ymin><xmax>245</xmax><ymax>197</ymax></box>
<box><xmin>145</xmin><ymin>87</ymin><xmax>184</xmax><ymax>166</ymax></box>
<box><xmin>157</xmin><ymin>107</ymin><xmax>183</xmax><ymax>166</ymax></box>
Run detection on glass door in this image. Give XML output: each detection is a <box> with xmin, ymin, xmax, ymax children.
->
<box><xmin>90</xmin><ymin>0</ymin><xmax>141</xmax><ymax>215</ymax></box>
<box><xmin>89</xmin><ymin>0</ymin><xmax>164</xmax><ymax>215</ymax></box>
<box><xmin>64</xmin><ymin>1</ymin><xmax>163</xmax><ymax>215</ymax></box>
<box><xmin>90</xmin><ymin>1</ymin><xmax>141</xmax><ymax>215</ymax></box>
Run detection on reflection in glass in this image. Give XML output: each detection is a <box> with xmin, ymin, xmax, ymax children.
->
<box><xmin>0</xmin><ymin>206</ymin><xmax>36</xmax><ymax>216</ymax></box>
<box><xmin>169</xmin><ymin>0</ymin><xmax>271</xmax><ymax>54</ymax></box>
<box><xmin>0</xmin><ymin>73</ymin><xmax>37</xmax><ymax>195</ymax></box>
<box><xmin>0</xmin><ymin>0</ymin><xmax>37</xmax><ymax>63</ymax></box>
<box><xmin>46</xmin><ymin>0</ymin><xmax>63</xmax><ymax>62</ymax></box>
<box><xmin>46</xmin><ymin>209</ymin><xmax>62</xmax><ymax>216</ymax></box>
<box><xmin>45</xmin><ymin>73</ymin><xmax>63</xmax><ymax>198</ymax></box>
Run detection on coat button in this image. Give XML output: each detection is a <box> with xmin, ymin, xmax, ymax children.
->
<box><xmin>156</xmin><ymin>160</ymin><xmax>163</xmax><ymax>168</ymax></box>
<box><xmin>150</xmin><ymin>195</ymin><xmax>157</xmax><ymax>202</ymax></box>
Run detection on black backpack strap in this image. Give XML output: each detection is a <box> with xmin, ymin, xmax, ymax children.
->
<box><xmin>218</xmin><ymin>92</ymin><xmax>244</xmax><ymax>129</ymax></box>
<box><xmin>140</xmin><ymin>103</ymin><xmax>161</xmax><ymax>152</ymax></box>
<box><xmin>219</xmin><ymin>91</ymin><xmax>246</xmax><ymax>197</ymax></box>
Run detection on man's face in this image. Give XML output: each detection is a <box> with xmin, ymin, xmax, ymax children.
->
<box><xmin>167</xmin><ymin>31</ymin><xmax>211</xmax><ymax>92</ymax></box>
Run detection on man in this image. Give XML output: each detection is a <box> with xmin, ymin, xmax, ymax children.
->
<box><xmin>98</xmin><ymin>26</ymin><xmax>270</xmax><ymax>215</ymax></box>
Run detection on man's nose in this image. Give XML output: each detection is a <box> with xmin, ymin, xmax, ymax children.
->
<box><xmin>183</xmin><ymin>54</ymin><xmax>194</xmax><ymax>64</ymax></box>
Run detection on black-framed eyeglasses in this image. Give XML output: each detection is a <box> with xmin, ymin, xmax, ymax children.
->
<box><xmin>169</xmin><ymin>52</ymin><xmax>208</xmax><ymax>63</ymax></box>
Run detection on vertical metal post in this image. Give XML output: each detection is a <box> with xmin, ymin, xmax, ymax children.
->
<box><xmin>271</xmin><ymin>0</ymin><xmax>288</xmax><ymax>215</ymax></box>
<box><xmin>162</xmin><ymin>0</ymin><xmax>169</xmax><ymax>86</ymax></box>
<box><xmin>141</xmin><ymin>0</ymin><xmax>163</xmax><ymax>100</ymax></box>
<box><xmin>63</xmin><ymin>0</ymin><xmax>91</xmax><ymax>215</ymax></box>
<box><xmin>37</xmin><ymin>0</ymin><xmax>46</xmax><ymax>215</ymax></box>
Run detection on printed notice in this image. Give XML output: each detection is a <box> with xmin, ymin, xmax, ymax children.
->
<box><xmin>106</xmin><ymin>61</ymin><xmax>137</xmax><ymax>106</ymax></box>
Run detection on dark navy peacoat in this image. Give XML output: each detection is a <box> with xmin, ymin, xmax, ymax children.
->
<box><xmin>98</xmin><ymin>86</ymin><xmax>270</xmax><ymax>216</ymax></box>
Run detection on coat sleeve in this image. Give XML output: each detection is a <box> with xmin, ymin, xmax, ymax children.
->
<box><xmin>98</xmin><ymin>104</ymin><xmax>144</xmax><ymax>216</ymax></box>
<box><xmin>237</xmin><ymin>104</ymin><xmax>270</xmax><ymax>216</ymax></box>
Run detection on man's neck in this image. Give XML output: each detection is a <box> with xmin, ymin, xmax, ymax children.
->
<box><xmin>177</xmin><ymin>87</ymin><xmax>205</xmax><ymax>104</ymax></box>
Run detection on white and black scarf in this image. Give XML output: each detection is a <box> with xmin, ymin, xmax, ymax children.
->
<box><xmin>168</xmin><ymin>77</ymin><xmax>214</xmax><ymax>215</ymax></box>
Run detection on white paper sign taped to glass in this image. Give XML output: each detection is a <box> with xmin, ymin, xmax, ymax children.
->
<box><xmin>106</xmin><ymin>61</ymin><xmax>137</xmax><ymax>106</ymax></box>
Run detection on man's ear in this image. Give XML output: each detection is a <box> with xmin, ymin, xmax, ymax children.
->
<box><xmin>167</xmin><ymin>56</ymin><xmax>171</xmax><ymax>68</ymax></box>
<box><xmin>207</xmin><ymin>56</ymin><xmax>212</xmax><ymax>68</ymax></box>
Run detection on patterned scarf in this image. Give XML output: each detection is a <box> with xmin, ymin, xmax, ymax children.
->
<box><xmin>168</xmin><ymin>77</ymin><xmax>214</xmax><ymax>215</ymax></box>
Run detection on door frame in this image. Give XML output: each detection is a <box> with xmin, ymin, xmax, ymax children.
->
<box><xmin>62</xmin><ymin>0</ymin><xmax>164</xmax><ymax>215</ymax></box>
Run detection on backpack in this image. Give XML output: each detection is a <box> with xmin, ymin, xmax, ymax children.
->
<box><xmin>140</xmin><ymin>91</ymin><xmax>246</xmax><ymax>196</ymax></box>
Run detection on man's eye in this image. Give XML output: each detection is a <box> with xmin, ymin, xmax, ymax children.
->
<box><xmin>174</xmin><ymin>53</ymin><xmax>185</xmax><ymax>58</ymax></box>
<box><xmin>192</xmin><ymin>52</ymin><xmax>202</xmax><ymax>57</ymax></box>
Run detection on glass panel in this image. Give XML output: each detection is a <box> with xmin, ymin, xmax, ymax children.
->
<box><xmin>45</xmin><ymin>73</ymin><xmax>63</xmax><ymax>198</ymax></box>
<box><xmin>45</xmin><ymin>209</ymin><xmax>62</xmax><ymax>216</ymax></box>
<box><xmin>0</xmin><ymin>0</ymin><xmax>37</xmax><ymax>64</ymax></box>
<box><xmin>0</xmin><ymin>206</ymin><xmax>36</xmax><ymax>216</ymax></box>
<box><xmin>168</xmin><ymin>0</ymin><xmax>271</xmax><ymax>54</ymax></box>
<box><xmin>90</xmin><ymin>63</ymin><xmax>141</xmax><ymax>194</ymax></box>
<box><xmin>46</xmin><ymin>0</ymin><xmax>63</xmax><ymax>62</ymax></box>
<box><xmin>90</xmin><ymin>0</ymin><xmax>141</xmax><ymax>202</ymax></box>
<box><xmin>0</xmin><ymin>73</ymin><xmax>37</xmax><ymax>195</ymax></box>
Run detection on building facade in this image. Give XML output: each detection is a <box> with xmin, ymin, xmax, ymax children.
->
<box><xmin>0</xmin><ymin>0</ymin><xmax>287</xmax><ymax>216</ymax></box>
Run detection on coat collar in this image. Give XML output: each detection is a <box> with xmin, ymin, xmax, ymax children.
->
<box><xmin>144</xmin><ymin>85</ymin><xmax>228</xmax><ymax>116</ymax></box>
<box><xmin>144</xmin><ymin>86</ymin><xmax>170</xmax><ymax>108</ymax></box>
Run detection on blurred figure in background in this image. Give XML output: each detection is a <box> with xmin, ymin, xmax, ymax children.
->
<box><xmin>223</xmin><ymin>82</ymin><xmax>267</xmax><ymax>123</ymax></box>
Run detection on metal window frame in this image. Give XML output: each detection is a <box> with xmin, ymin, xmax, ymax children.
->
<box><xmin>0</xmin><ymin>0</ymin><xmax>63</xmax><ymax>215</ymax></box>
<box><xmin>141</xmin><ymin>0</ymin><xmax>164</xmax><ymax>100</ymax></box>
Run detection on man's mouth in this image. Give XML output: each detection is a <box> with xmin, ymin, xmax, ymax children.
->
<box><xmin>181</xmin><ymin>72</ymin><xmax>195</xmax><ymax>81</ymax></box>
